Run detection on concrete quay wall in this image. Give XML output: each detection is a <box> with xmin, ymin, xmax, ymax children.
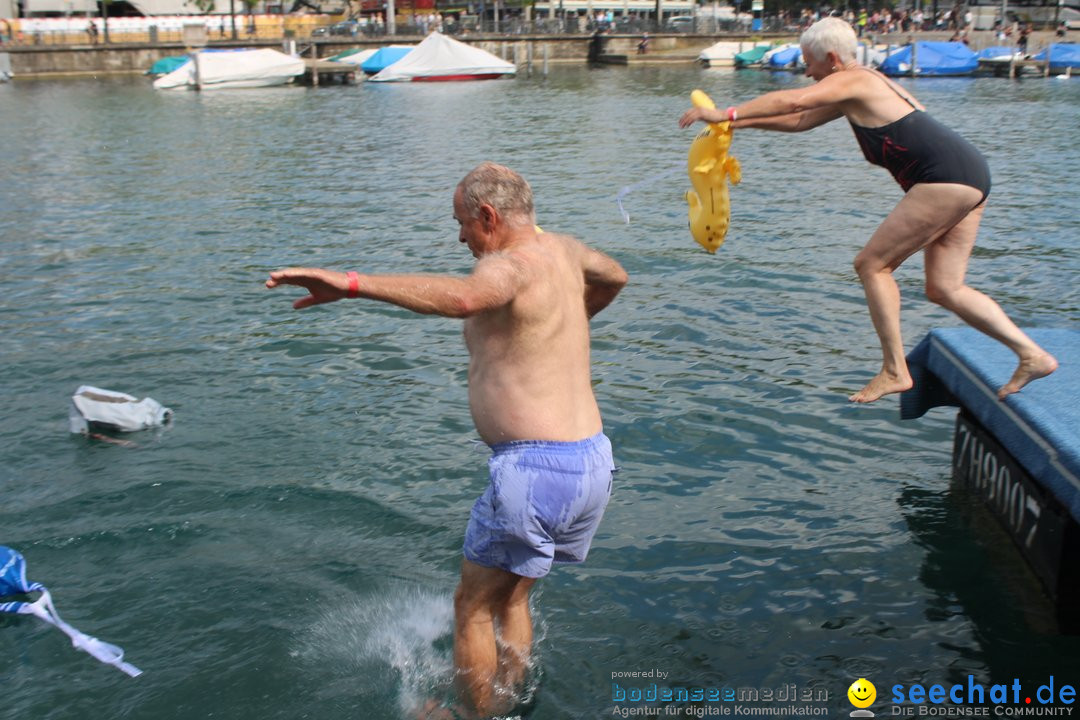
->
<box><xmin>3</xmin><ymin>30</ymin><xmax>1060</xmax><ymax>78</ymax></box>
<box><xmin>3</xmin><ymin>34</ymin><xmax>773</xmax><ymax>77</ymax></box>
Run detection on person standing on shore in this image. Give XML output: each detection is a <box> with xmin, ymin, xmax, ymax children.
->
<box><xmin>267</xmin><ymin>162</ymin><xmax>628</xmax><ymax>718</ymax></box>
<box><xmin>1017</xmin><ymin>23</ymin><xmax>1031</xmax><ymax>55</ymax></box>
<box><xmin>678</xmin><ymin>17</ymin><xmax>1057</xmax><ymax>403</ymax></box>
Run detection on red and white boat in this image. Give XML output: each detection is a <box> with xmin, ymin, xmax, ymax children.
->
<box><xmin>368</xmin><ymin>32</ymin><xmax>515</xmax><ymax>82</ymax></box>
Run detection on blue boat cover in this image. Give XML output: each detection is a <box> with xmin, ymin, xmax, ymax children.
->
<box><xmin>879</xmin><ymin>41</ymin><xmax>978</xmax><ymax>76</ymax></box>
<box><xmin>361</xmin><ymin>46</ymin><xmax>413</xmax><ymax>74</ymax></box>
<box><xmin>148</xmin><ymin>55</ymin><xmax>189</xmax><ymax>76</ymax></box>
<box><xmin>901</xmin><ymin>328</ymin><xmax>1080</xmax><ymax>523</ymax></box>
<box><xmin>768</xmin><ymin>46</ymin><xmax>802</xmax><ymax>68</ymax></box>
<box><xmin>734</xmin><ymin>45</ymin><xmax>769</xmax><ymax>67</ymax></box>
<box><xmin>1032</xmin><ymin>43</ymin><xmax>1080</xmax><ymax>70</ymax></box>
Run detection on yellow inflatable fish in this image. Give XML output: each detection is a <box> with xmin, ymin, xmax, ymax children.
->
<box><xmin>685</xmin><ymin>89</ymin><xmax>742</xmax><ymax>253</ymax></box>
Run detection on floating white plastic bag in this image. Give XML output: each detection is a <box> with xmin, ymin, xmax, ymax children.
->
<box><xmin>68</xmin><ymin>385</ymin><xmax>172</xmax><ymax>434</ymax></box>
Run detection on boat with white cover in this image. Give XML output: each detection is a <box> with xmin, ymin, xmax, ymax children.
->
<box><xmin>368</xmin><ymin>32</ymin><xmax>515</xmax><ymax>82</ymax></box>
<box><xmin>153</xmin><ymin>48</ymin><xmax>304</xmax><ymax>90</ymax></box>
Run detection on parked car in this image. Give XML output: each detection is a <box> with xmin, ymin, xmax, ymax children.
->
<box><xmin>312</xmin><ymin>20</ymin><xmax>359</xmax><ymax>37</ymax></box>
<box><xmin>664</xmin><ymin>15</ymin><xmax>696</xmax><ymax>31</ymax></box>
<box><xmin>614</xmin><ymin>16</ymin><xmax>646</xmax><ymax>32</ymax></box>
<box><xmin>664</xmin><ymin>15</ymin><xmax>695</xmax><ymax>32</ymax></box>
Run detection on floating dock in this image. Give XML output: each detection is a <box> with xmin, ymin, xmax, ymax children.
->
<box><xmin>302</xmin><ymin>58</ymin><xmax>359</xmax><ymax>85</ymax></box>
<box><xmin>901</xmin><ymin>328</ymin><xmax>1079</xmax><ymax>629</ymax></box>
<box><xmin>977</xmin><ymin>57</ymin><xmax>1058</xmax><ymax>78</ymax></box>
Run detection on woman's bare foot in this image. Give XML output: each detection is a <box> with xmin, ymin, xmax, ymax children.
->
<box><xmin>849</xmin><ymin>369</ymin><xmax>914</xmax><ymax>403</ymax></box>
<box><xmin>998</xmin><ymin>352</ymin><xmax>1058</xmax><ymax>399</ymax></box>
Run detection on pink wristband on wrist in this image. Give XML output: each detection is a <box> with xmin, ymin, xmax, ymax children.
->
<box><xmin>346</xmin><ymin>271</ymin><xmax>360</xmax><ymax>299</ymax></box>
<box><xmin>725</xmin><ymin>106</ymin><xmax>738</xmax><ymax>122</ymax></box>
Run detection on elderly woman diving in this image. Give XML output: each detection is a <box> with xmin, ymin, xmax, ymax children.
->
<box><xmin>679</xmin><ymin>17</ymin><xmax>1057</xmax><ymax>403</ymax></box>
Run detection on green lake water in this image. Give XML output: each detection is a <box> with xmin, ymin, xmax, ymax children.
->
<box><xmin>1</xmin><ymin>65</ymin><xmax>1078</xmax><ymax>719</ymax></box>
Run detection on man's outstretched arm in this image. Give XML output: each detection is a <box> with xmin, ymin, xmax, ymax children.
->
<box><xmin>581</xmin><ymin>247</ymin><xmax>628</xmax><ymax>319</ymax></box>
<box><xmin>267</xmin><ymin>256</ymin><xmax>524</xmax><ymax>318</ymax></box>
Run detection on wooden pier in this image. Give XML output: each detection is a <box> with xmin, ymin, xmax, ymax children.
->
<box><xmin>977</xmin><ymin>56</ymin><xmax>1072</xmax><ymax>78</ymax></box>
<box><xmin>302</xmin><ymin>58</ymin><xmax>358</xmax><ymax>85</ymax></box>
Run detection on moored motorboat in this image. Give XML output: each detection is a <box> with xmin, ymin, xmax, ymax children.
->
<box><xmin>734</xmin><ymin>44</ymin><xmax>770</xmax><ymax>68</ymax></box>
<box><xmin>878</xmin><ymin>41</ymin><xmax>978</xmax><ymax>77</ymax></box>
<box><xmin>360</xmin><ymin>45</ymin><xmax>416</xmax><ymax>76</ymax></box>
<box><xmin>699</xmin><ymin>41</ymin><xmax>768</xmax><ymax>68</ymax></box>
<box><xmin>1032</xmin><ymin>43</ymin><xmax>1080</xmax><ymax>74</ymax></box>
<box><xmin>856</xmin><ymin>42</ymin><xmax>888</xmax><ymax>68</ymax></box>
<box><xmin>368</xmin><ymin>32</ymin><xmax>515</xmax><ymax>82</ymax></box>
<box><xmin>327</xmin><ymin>47</ymin><xmax>379</xmax><ymax>67</ymax></box>
<box><xmin>152</xmin><ymin>48</ymin><xmax>304</xmax><ymax>90</ymax></box>
<box><xmin>765</xmin><ymin>43</ymin><xmax>802</xmax><ymax>71</ymax></box>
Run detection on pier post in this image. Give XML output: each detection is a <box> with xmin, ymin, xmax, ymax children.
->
<box><xmin>543</xmin><ymin>43</ymin><xmax>549</xmax><ymax>75</ymax></box>
<box><xmin>312</xmin><ymin>44</ymin><xmax>319</xmax><ymax>86</ymax></box>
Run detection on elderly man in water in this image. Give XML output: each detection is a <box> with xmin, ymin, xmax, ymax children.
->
<box><xmin>267</xmin><ymin>162</ymin><xmax>628</xmax><ymax>718</ymax></box>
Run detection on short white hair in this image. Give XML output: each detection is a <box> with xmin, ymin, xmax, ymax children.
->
<box><xmin>458</xmin><ymin>162</ymin><xmax>536</xmax><ymax>228</ymax></box>
<box><xmin>800</xmin><ymin>17</ymin><xmax>857</xmax><ymax>63</ymax></box>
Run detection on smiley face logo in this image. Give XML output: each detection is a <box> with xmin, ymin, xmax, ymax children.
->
<box><xmin>848</xmin><ymin>678</ymin><xmax>877</xmax><ymax>709</ymax></box>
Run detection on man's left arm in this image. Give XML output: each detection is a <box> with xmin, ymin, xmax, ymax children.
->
<box><xmin>581</xmin><ymin>246</ymin><xmax>628</xmax><ymax>319</ymax></box>
<box><xmin>268</xmin><ymin>256</ymin><xmax>524</xmax><ymax>318</ymax></box>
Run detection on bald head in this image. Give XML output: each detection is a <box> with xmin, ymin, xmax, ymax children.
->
<box><xmin>457</xmin><ymin>162</ymin><xmax>536</xmax><ymax>229</ymax></box>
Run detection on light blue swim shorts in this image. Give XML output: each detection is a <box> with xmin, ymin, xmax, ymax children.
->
<box><xmin>463</xmin><ymin>432</ymin><xmax>615</xmax><ymax>579</ymax></box>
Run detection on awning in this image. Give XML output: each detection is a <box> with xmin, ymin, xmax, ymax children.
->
<box><xmin>22</xmin><ymin>0</ymin><xmax>97</xmax><ymax>14</ymax></box>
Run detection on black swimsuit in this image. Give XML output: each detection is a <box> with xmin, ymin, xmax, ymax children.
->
<box><xmin>848</xmin><ymin>71</ymin><xmax>991</xmax><ymax>203</ymax></box>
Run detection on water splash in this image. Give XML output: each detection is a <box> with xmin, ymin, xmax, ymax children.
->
<box><xmin>301</xmin><ymin>585</ymin><xmax>456</xmax><ymax>716</ymax></box>
<box><xmin>299</xmin><ymin>583</ymin><xmax>548</xmax><ymax>719</ymax></box>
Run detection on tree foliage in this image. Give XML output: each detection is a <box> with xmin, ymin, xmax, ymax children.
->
<box><xmin>188</xmin><ymin>0</ymin><xmax>216</xmax><ymax>14</ymax></box>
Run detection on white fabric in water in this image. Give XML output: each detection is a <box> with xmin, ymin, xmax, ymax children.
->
<box><xmin>22</xmin><ymin>589</ymin><xmax>142</xmax><ymax>677</ymax></box>
<box><xmin>69</xmin><ymin>385</ymin><xmax>172</xmax><ymax>434</ymax></box>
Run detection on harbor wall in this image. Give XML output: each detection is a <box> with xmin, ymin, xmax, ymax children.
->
<box><xmin>5</xmin><ymin>34</ymin><xmax>768</xmax><ymax>77</ymax></box>
<box><xmin>2</xmin><ymin>30</ymin><xmax>1062</xmax><ymax>78</ymax></box>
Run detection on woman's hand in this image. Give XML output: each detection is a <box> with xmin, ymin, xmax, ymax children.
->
<box><xmin>679</xmin><ymin>106</ymin><xmax>727</xmax><ymax>128</ymax></box>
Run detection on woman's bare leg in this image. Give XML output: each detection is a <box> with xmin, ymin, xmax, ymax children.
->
<box><xmin>922</xmin><ymin>204</ymin><xmax>1058</xmax><ymax>398</ymax></box>
<box><xmin>850</xmin><ymin>184</ymin><xmax>984</xmax><ymax>403</ymax></box>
